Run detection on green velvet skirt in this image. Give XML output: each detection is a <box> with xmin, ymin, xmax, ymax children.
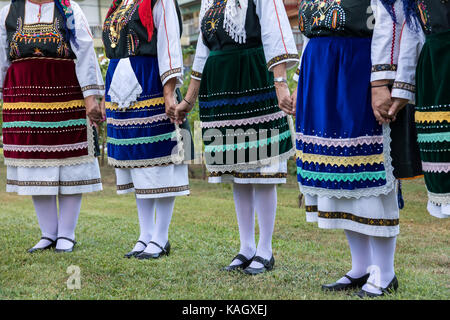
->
<box><xmin>415</xmin><ymin>30</ymin><xmax>450</xmax><ymax>206</ymax></box>
<box><xmin>198</xmin><ymin>46</ymin><xmax>295</xmax><ymax>175</ymax></box>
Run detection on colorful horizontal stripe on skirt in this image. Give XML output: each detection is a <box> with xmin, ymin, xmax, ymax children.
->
<box><xmin>415</xmin><ymin>30</ymin><xmax>450</xmax><ymax>207</ymax></box>
<box><xmin>296</xmin><ymin>37</ymin><xmax>395</xmax><ymax>199</ymax></box>
<box><xmin>199</xmin><ymin>46</ymin><xmax>295</xmax><ymax>174</ymax></box>
<box><xmin>2</xmin><ymin>57</ymin><xmax>95</xmax><ymax>167</ymax></box>
<box><xmin>105</xmin><ymin>56</ymin><xmax>183</xmax><ymax>168</ymax></box>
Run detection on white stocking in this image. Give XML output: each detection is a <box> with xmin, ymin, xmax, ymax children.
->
<box><xmin>143</xmin><ymin>197</ymin><xmax>175</xmax><ymax>254</ymax></box>
<box><xmin>229</xmin><ymin>183</ymin><xmax>256</xmax><ymax>266</ymax></box>
<box><xmin>56</xmin><ymin>194</ymin><xmax>82</xmax><ymax>250</ymax></box>
<box><xmin>132</xmin><ymin>198</ymin><xmax>156</xmax><ymax>252</ymax></box>
<box><xmin>31</xmin><ymin>195</ymin><xmax>58</xmax><ymax>249</ymax></box>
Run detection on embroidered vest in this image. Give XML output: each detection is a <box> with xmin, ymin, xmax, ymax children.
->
<box><xmin>298</xmin><ymin>0</ymin><xmax>373</xmax><ymax>38</ymax></box>
<box><xmin>416</xmin><ymin>0</ymin><xmax>450</xmax><ymax>34</ymax></box>
<box><xmin>6</xmin><ymin>0</ymin><xmax>76</xmax><ymax>61</ymax></box>
<box><xmin>201</xmin><ymin>0</ymin><xmax>263</xmax><ymax>51</ymax></box>
<box><xmin>103</xmin><ymin>0</ymin><xmax>182</xmax><ymax>59</ymax></box>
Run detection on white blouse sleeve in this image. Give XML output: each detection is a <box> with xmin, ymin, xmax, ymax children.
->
<box><xmin>0</xmin><ymin>4</ymin><xmax>11</xmax><ymax>100</ymax></box>
<box><xmin>191</xmin><ymin>35</ymin><xmax>210</xmax><ymax>80</ymax></box>
<box><xmin>391</xmin><ymin>21</ymin><xmax>425</xmax><ymax>102</ymax></box>
<box><xmin>153</xmin><ymin>0</ymin><xmax>184</xmax><ymax>87</ymax></box>
<box><xmin>255</xmin><ymin>0</ymin><xmax>299</xmax><ymax>71</ymax></box>
<box><xmin>293</xmin><ymin>35</ymin><xmax>309</xmax><ymax>83</ymax></box>
<box><xmin>370</xmin><ymin>0</ymin><xmax>403</xmax><ymax>82</ymax></box>
<box><xmin>70</xmin><ymin>2</ymin><xmax>104</xmax><ymax>98</ymax></box>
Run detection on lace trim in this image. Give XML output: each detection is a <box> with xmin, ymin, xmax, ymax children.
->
<box><xmin>392</xmin><ymin>81</ymin><xmax>415</xmax><ymax>93</ymax></box>
<box><xmin>267</xmin><ymin>53</ymin><xmax>300</xmax><ymax>70</ymax></box>
<box><xmin>204</xmin><ymin>129</ymin><xmax>292</xmax><ymax>153</ymax></box>
<box><xmin>107</xmin><ymin>114</ymin><xmax>169</xmax><ymax>126</ymax></box>
<box><xmin>428</xmin><ymin>191</ymin><xmax>450</xmax><ymax>206</ymax></box>
<box><xmin>201</xmin><ymin>111</ymin><xmax>287</xmax><ymax>128</ymax></box>
<box><xmin>108</xmin><ymin>131</ymin><xmax>176</xmax><ymax>146</ymax></box>
<box><xmin>371</xmin><ymin>64</ymin><xmax>398</xmax><ymax>72</ymax></box>
<box><xmin>106</xmin><ymin>97</ymin><xmax>165</xmax><ymax>110</ymax></box>
<box><xmin>3</xmin><ymin>119</ymin><xmax>87</xmax><ymax>129</ymax></box>
<box><xmin>206</xmin><ymin>116</ymin><xmax>296</xmax><ymax>173</ymax></box>
<box><xmin>296</xmin><ymin>150</ymin><xmax>384</xmax><ymax>166</ymax></box>
<box><xmin>298</xmin><ymin>168</ymin><xmax>386</xmax><ymax>182</ymax></box>
<box><xmin>296</xmin><ymin>133</ymin><xmax>383</xmax><ymax>147</ymax></box>
<box><xmin>4</xmin><ymin>116</ymin><xmax>96</xmax><ymax>168</ymax></box>
<box><xmin>108</xmin><ymin>124</ymin><xmax>185</xmax><ymax>168</ymax></box>
<box><xmin>3</xmin><ymin>100</ymin><xmax>85</xmax><ymax>110</ymax></box>
<box><xmin>415</xmin><ymin>111</ymin><xmax>450</xmax><ymax>123</ymax></box>
<box><xmin>299</xmin><ymin>124</ymin><xmax>395</xmax><ymax>199</ymax></box>
<box><xmin>161</xmin><ymin>68</ymin><xmax>182</xmax><ymax>83</ymax></box>
<box><xmin>422</xmin><ymin>162</ymin><xmax>450</xmax><ymax>173</ymax></box>
<box><xmin>199</xmin><ymin>91</ymin><xmax>277</xmax><ymax>108</ymax></box>
<box><xmin>3</xmin><ymin>142</ymin><xmax>88</xmax><ymax>153</ymax></box>
<box><xmin>417</xmin><ymin>132</ymin><xmax>450</xmax><ymax>143</ymax></box>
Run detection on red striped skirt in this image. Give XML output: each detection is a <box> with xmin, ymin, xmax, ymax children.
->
<box><xmin>2</xmin><ymin>57</ymin><xmax>95</xmax><ymax>167</ymax></box>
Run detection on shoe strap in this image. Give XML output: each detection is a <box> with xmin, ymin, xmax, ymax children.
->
<box><xmin>41</xmin><ymin>236</ymin><xmax>56</xmax><ymax>243</ymax></box>
<box><xmin>365</xmin><ymin>281</ymin><xmax>382</xmax><ymax>291</ymax></box>
<box><xmin>137</xmin><ymin>240</ymin><xmax>147</xmax><ymax>247</ymax></box>
<box><xmin>233</xmin><ymin>254</ymin><xmax>250</xmax><ymax>264</ymax></box>
<box><xmin>252</xmin><ymin>256</ymin><xmax>271</xmax><ymax>268</ymax></box>
<box><xmin>57</xmin><ymin>237</ymin><xmax>76</xmax><ymax>244</ymax></box>
<box><xmin>148</xmin><ymin>241</ymin><xmax>166</xmax><ymax>254</ymax></box>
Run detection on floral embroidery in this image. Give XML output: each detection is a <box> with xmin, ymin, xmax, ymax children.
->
<box><xmin>299</xmin><ymin>0</ymin><xmax>347</xmax><ymax>35</ymax></box>
<box><xmin>191</xmin><ymin>70</ymin><xmax>203</xmax><ymax>79</ymax></box>
<box><xmin>371</xmin><ymin>64</ymin><xmax>398</xmax><ymax>72</ymax></box>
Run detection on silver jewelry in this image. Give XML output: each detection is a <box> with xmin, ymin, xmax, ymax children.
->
<box><xmin>274</xmin><ymin>77</ymin><xmax>288</xmax><ymax>84</ymax></box>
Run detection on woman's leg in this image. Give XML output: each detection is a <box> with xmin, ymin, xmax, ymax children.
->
<box><xmin>248</xmin><ymin>184</ymin><xmax>277</xmax><ymax>268</ymax></box>
<box><xmin>143</xmin><ymin>196</ymin><xmax>175</xmax><ymax>254</ymax></box>
<box><xmin>132</xmin><ymin>198</ymin><xmax>156</xmax><ymax>252</ymax></box>
<box><xmin>336</xmin><ymin>230</ymin><xmax>372</xmax><ymax>284</ymax></box>
<box><xmin>363</xmin><ymin>236</ymin><xmax>397</xmax><ymax>293</ymax></box>
<box><xmin>31</xmin><ymin>195</ymin><xmax>58</xmax><ymax>249</ymax></box>
<box><xmin>56</xmin><ymin>194</ymin><xmax>82</xmax><ymax>250</ymax></box>
<box><xmin>228</xmin><ymin>183</ymin><xmax>257</xmax><ymax>266</ymax></box>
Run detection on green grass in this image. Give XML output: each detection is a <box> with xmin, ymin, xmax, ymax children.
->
<box><xmin>0</xmin><ymin>164</ymin><xmax>448</xmax><ymax>300</ymax></box>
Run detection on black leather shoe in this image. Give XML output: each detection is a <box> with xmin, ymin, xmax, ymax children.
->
<box><xmin>136</xmin><ymin>241</ymin><xmax>170</xmax><ymax>260</ymax></box>
<box><xmin>322</xmin><ymin>273</ymin><xmax>370</xmax><ymax>292</ymax></box>
<box><xmin>355</xmin><ymin>276</ymin><xmax>399</xmax><ymax>298</ymax></box>
<box><xmin>54</xmin><ymin>237</ymin><xmax>77</xmax><ymax>253</ymax></box>
<box><xmin>222</xmin><ymin>254</ymin><xmax>254</xmax><ymax>272</ymax></box>
<box><xmin>243</xmin><ymin>255</ymin><xmax>275</xmax><ymax>275</ymax></box>
<box><xmin>124</xmin><ymin>240</ymin><xmax>148</xmax><ymax>258</ymax></box>
<box><xmin>27</xmin><ymin>237</ymin><xmax>56</xmax><ymax>254</ymax></box>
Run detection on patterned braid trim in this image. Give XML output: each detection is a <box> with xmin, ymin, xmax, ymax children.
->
<box><xmin>392</xmin><ymin>81</ymin><xmax>415</xmax><ymax>93</ymax></box>
<box><xmin>161</xmin><ymin>68</ymin><xmax>182</xmax><ymax>83</ymax></box>
<box><xmin>267</xmin><ymin>53</ymin><xmax>300</xmax><ymax>70</ymax></box>
<box><xmin>318</xmin><ymin>211</ymin><xmax>399</xmax><ymax>226</ymax></box>
<box><xmin>371</xmin><ymin>64</ymin><xmax>398</xmax><ymax>72</ymax></box>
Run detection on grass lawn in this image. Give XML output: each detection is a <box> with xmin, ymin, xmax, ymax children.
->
<box><xmin>0</xmin><ymin>164</ymin><xmax>448</xmax><ymax>300</ymax></box>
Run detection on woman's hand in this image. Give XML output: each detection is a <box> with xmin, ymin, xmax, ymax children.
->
<box><xmin>175</xmin><ymin>99</ymin><xmax>194</xmax><ymax>124</ymax></box>
<box><xmin>371</xmin><ymin>81</ymin><xmax>394</xmax><ymax>125</ymax></box>
<box><xmin>290</xmin><ymin>87</ymin><xmax>298</xmax><ymax>116</ymax></box>
<box><xmin>163</xmin><ymin>78</ymin><xmax>177</xmax><ymax>123</ymax></box>
<box><xmin>85</xmin><ymin>95</ymin><xmax>103</xmax><ymax>129</ymax></box>
<box><xmin>388</xmin><ymin>98</ymin><xmax>409</xmax><ymax>122</ymax></box>
<box><xmin>275</xmin><ymin>82</ymin><xmax>294</xmax><ymax>115</ymax></box>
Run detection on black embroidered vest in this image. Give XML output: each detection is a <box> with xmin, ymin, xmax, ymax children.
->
<box><xmin>6</xmin><ymin>0</ymin><xmax>76</xmax><ymax>61</ymax></box>
<box><xmin>416</xmin><ymin>0</ymin><xmax>450</xmax><ymax>34</ymax></box>
<box><xmin>103</xmin><ymin>0</ymin><xmax>182</xmax><ymax>59</ymax></box>
<box><xmin>298</xmin><ymin>0</ymin><xmax>373</xmax><ymax>38</ymax></box>
<box><xmin>200</xmin><ymin>0</ymin><xmax>263</xmax><ymax>51</ymax></box>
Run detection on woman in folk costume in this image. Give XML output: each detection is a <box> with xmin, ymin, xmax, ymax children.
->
<box><xmin>292</xmin><ymin>0</ymin><xmax>419</xmax><ymax>297</ymax></box>
<box><xmin>176</xmin><ymin>0</ymin><xmax>299</xmax><ymax>274</ymax></box>
<box><xmin>102</xmin><ymin>0</ymin><xmax>188</xmax><ymax>259</ymax></box>
<box><xmin>0</xmin><ymin>0</ymin><xmax>104</xmax><ymax>253</ymax></box>
<box><xmin>399</xmin><ymin>0</ymin><xmax>449</xmax><ymax>218</ymax></box>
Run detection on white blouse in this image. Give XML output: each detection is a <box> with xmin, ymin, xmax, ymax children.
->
<box><xmin>370</xmin><ymin>0</ymin><xmax>422</xmax><ymax>102</ymax></box>
<box><xmin>153</xmin><ymin>0</ymin><xmax>184</xmax><ymax>87</ymax></box>
<box><xmin>191</xmin><ymin>0</ymin><xmax>299</xmax><ymax>80</ymax></box>
<box><xmin>0</xmin><ymin>0</ymin><xmax>105</xmax><ymax>99</ymax></box>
